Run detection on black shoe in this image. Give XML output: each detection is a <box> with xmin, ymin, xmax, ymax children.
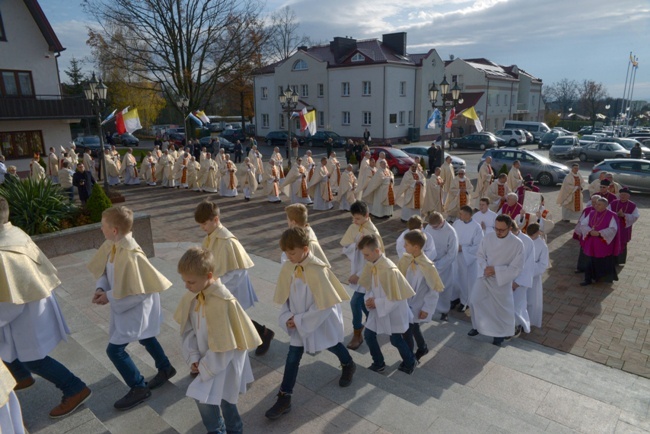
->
<box><xmin>514</xmin><ymin>325</ymin><xmax>523</xmax><ymax>338</ymax></box>
<box><xmin>339</xmin><ymin>361</ymin><xmax>356</xmax><ymax>387</ymax></box>
<box><xmin>467</xmin><ymin>329</ymin><xmax>479</xmax><ymax>337</ymax></box>
<box><xmin>368</xmin><ymin>362</ymin><xmax>386</xmax><ymax>373</ymax></box>
<box><xmin>415</xmin><ymin>347</ymin><xmax>429</xmax><ymax>361</ymax></box>
<box><xmin>450</xmin><ymin>298</ymin><xmax>461</xmax><ymax>310</ymax></box>
<box><xmin>574</xmin><ymin>270</ymin><xmax>583</xmax><ymax>274</ymax></box>
<box><xmin>457</xmin><ymin>303</ymin><xmax>467</xmax><ymax>313</ymax></box>
<box><xmin>579</xmin><ymin>280</ymin><xmax>592</xmax><ymax>286</ymax></box>
<box><xmin>440</xmin><ymin>313</ymin><xmax>449</xmax><ymax>322</ymax></box>
<box><xmin>114</xmin><ymin>386</ymin><xmax>151</xmax><ymax>410</ymax></box>
<box><xmin>493</xmin><ymin>337</ymin><xmax>505</xmax><ymax>347</ymax></box>
<box><xmin>147</xmin><ymin>366</ymin><xmax>177</xmax><ymax>390</ymax></box>
<box><xmin>397</xmin><ymin>360</ymin><xmax>418</xmax><ymax>375</ymax></box>
<box><xmin>255</xmin><ymin>327</ymin><xmax>275</xmax><ymax>356</ymax></box>
<box><xmin>265</xmin><ymin>392</ymin><xmax>291</xmax><ymax>420</ymax></box>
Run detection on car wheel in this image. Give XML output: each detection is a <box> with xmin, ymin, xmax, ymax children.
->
<box><xmin>391</xmin><ymin>166</ymin><xmax>400</xmax><ymax>176</ymax></box>
<box><xmin>537</xmin><ymin>172</ymin><xmax>553</xmax><ymax>187</ymax></box>
<box><xmin>479</xmin><ymin>144</ymin><xmax>486</xmax><ymax>150</ymax></box>
<box><xmin>579</xmin><ymin>153</ymin><xmax>587</xmax><ymax>162</ymax></box>
<box><xmin>452</xmin><ymin>142</ymin><xmax>458</xmax><ymax>149</ymax></box>
<box><xmin>509</xmin><ymin>139</ymin><xmax>518</xmax><ymax>146</ymax></box>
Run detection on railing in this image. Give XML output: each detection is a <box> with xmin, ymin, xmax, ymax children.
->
<box><xmin>0</xmin><ymin>95</ymin><xmax>93</xmax><ymax>120</ymax></box>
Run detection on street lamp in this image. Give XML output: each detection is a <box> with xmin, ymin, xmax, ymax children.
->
<box><xmin>176</xmin><ymin>96</ymin><xmax>190</xmax><ymax>148</ymax></box>
<box><xmin>83</xmin><ymin>72</ymin><xmax>109</xmax><ymax>190</ymax></box>
<box><xmin>279</xmin><ymin>85</ymin><xmax>299</xmax><ymax>167</ymax></box>
<box><xmin>429</xmin><ymin>76</ymin><xmax>461</xmax><ymax>150</ymax></box>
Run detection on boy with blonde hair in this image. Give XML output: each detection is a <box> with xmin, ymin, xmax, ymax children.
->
<box><xmin>194</xmin><ymin>201</ymin><xmax>275</xmax><ymax>355</ymax></box>
<box><xmin>397</xmin><ymin>230</ymin><xmax>444</xmax><ymax>361</ymax></box>
<box><xmin>175</xmin><ymin>247</ymin><xmax>260</xmax><ymax>433</ymax></box>
<box><xmin>87</xmin><ymin>206</ymin><xmax>175</xmax><ymax>410</ymax></box>
<box><xmin>265</xmin><ymin>228</ymin><xmax>355</xmax><ymax>420</ymax></box>
<box><xmin>283</xmin><ymin>204</ymin><xmax>329</xmax><ymax>266</ymax></box>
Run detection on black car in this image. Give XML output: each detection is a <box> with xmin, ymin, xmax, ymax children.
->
<box><xmin>199</xmin><ymin>136</ymin><xmax>234</xmax><ymax>153</ymax></box>
<box><xmin>449</xmin><ymin>133</ymin><xmax>498</xmax><ymax>150</ymax></box>
<box><xmin>538</xmin><ymin>131</ymin><xmax>565</xmax><ymax>150</ymax></box>
<box><xmin>111</xmin><ymin>133</ymin><xmax>140</xmax><ymax>146</ymax></box>
<box><xmin>264</xmin><ymin>131</ymin><xmax>305</xmax><ymax>147</ymax></box>
<box><xmin>73</xmin><ymin>136</ymin><xmax>110</xmax><ymax>157</ymax></box>
<box><xmin>307</xmin><ymin>131</ymin><xmax>346</xmax><ymax>148</ymax></box>
<box><xmin>221</xmin><ymin>128</ymin><xmax>248</xmax><ymax>143</ymax></box>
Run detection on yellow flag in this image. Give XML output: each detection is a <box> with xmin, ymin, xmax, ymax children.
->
<box><xmin>460</xmin><ymin>106</ymin><xmax>479</xmax><ymax>121</ymax></box>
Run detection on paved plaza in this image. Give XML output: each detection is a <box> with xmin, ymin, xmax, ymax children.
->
<box><xmin>16</xmin><ymin>178</ymin><xmax>650</xmax><ymax>433</ymax></box>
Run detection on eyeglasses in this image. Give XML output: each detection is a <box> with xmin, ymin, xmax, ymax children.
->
<box><xmin>494</xmin><ymin>226</ymin><xmax>509</xmax><ymax>233</ymax></box>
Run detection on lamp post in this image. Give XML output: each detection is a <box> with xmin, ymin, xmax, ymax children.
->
<box><xmin>429</xmin><ymin>76</ymin><xmax>461</xmax><ymax>150</ymax></box>
<box><xmin>176</xmin><ymin>96</ymin><xmax>190</xmax><ymax>149</ymax></box>
<box><xmin>83</xmin><ymin>72</ymin><xmax>109</xmax><ymax>190</ymax></box>
<box><xmin>279</xmin><ymin>85</ymin><xmax>299</xmax><ymax>168</ymax></box>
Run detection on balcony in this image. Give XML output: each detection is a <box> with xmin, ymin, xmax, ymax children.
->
<box><xmin>515</xmin><ymin>102</ymin><xmax>529</xmax><ymax>113</ymax></box>
<box><xmin>0</xmin><ymin>95</ymin><xmax>93</xmax><ymax>120</ymax></box>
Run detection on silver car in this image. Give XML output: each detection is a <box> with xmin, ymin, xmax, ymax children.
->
<box><xmin>549</xmin><ymin>136</ymin><xmax>580</xmax><ymax>160</ymax></box>
<box><xmin>478</xmin><ymin>148</ymin><xmax>570</xmax><ymax>186</ymax></box>
<box><xmin>400</xmin><ymin>145</ymin><xmax>466</xmax><ymax>173</ymax></box>
<box><xmin>588</xmin><ymin>159</ymin><xmax>650</xmax><ymax>192</ymax></box>
<box><xmin>578</xmin><ymin>142</ymin><xmax>631</xmax><ymax>162</ymax></box>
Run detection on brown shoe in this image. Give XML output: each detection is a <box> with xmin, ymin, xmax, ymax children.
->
<box><xmin>255</xmin><ymin>327</ymin><xmax>275</xmax><ymax>356</ymax></box>
<box><xmin>14</xmin><ymin>376</ymin><xmax>35</xmax><ymax>391</ymax></box>
<box><xmin>346</xmin><ymin>328</ymin><xmax>364</xmax><ymax>350</ymax></box>
<box><xmin>49</xmin><ymin>387</ymin><xmax>92</xmax><ymax>419</ymax></box>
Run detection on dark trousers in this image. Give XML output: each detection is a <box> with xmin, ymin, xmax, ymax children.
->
<box><xmin>364</xmin><ymin>328</ymin><xmax>415</xmax><ymax>368</ymax></box>
<box><xmin>234</xmin><ymin>152</ymin><xmax>243</xmax><ymax>163</ymax></box>
<box><xmin>106</xmin><ymin>337</ymin><xmax>171</xmax><ymax>389</ymax></box>
<box><xmin>280</xmin><ymin>344</ymin><xmax>352</xmax><ymax>395</ymax></box>
<box><xmin>403</xmin><ymin>323</ymin><xmax>427</xmax><ymax>353</ymax></box>
<box><xmin>5</xmin><ymin>357</ymin><xmax>86</xmax><ymax>397</ymax></box>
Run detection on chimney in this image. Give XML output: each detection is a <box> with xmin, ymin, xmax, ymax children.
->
<box><xmin>382</xmin><ymin>32</ymin><xmax>407</xmax><ymax>56</ymax></box>
<box><xmin>330</xmin><ymin>37</ymin><xmax>357</xmax><ymax>60</ymax></box>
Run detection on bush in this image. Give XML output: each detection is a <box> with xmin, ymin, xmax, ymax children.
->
<box><xmin>0</xmin><ymin>178</ymin><xmax>75</xmax><ymax>235</ymax></box>
<box><xmin>498</xmin><ymin>163</ymin><xmax>509</xmax><ymax>176</ymax></box>
<box><xmin>86</xmin><ymin>183</ymin><xmax>113</xmax><ymax>223</ymax></box>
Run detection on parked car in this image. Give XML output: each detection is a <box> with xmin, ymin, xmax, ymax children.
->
<box><xmin>307</xmin><ymin>131</ymin><xmax>347</xmax><ymax>148</ymax></box>
<box><xmin>73</xmin><ymin>136</ymin><xmax>110</xmax><ymax>157</ymax></box>
<box><xmin>481</xmin><ymin>132</ymin><xmax>507</xmax><ymax>147</ymax></box>
<box><xmin>221</xmin><ymin>128</ymin><xmax>248</xmax><ymax>144</ymax></box>
<box><xmin>578</xmin><ymin>134</ymin><xmax>600</xmax><ymax>146</ymax></box>
<box><xmin>549</xmin><ymin>136</ymin><xmax>580</xmax><ymax>160</ymax></box>
<box><xmin>521</xmin><ymin>130</ymin><xmax>534</xmax><ymax>144</ymax></box>
<box><xmin>449</xmin><ymin>133</ymin><xmax>499</xmax><ymax>150</ymax></box>
<box><xmin>264</xmin><ymin>131</ymin><xmax>305</xmax><ymax>147</ymax></box>
<box><xmin>589</xmin><ymin>159</ymin><xmax>650</xmax><ymax>192</ymax></box>
<box><xmin>552</xmin><ymin>127</ymin><xmax>575</xmax><ymax>136</ymax></box>
<box><xmin>167</xmin><ymin>132</ymin><xmax>185</xmax><ymax>147</ymax></box>
<box><xmin>111</xmin><ymin>133</ymin><xmax>140</xmax><ymax>146</ymax></box>
<box><xmin>578</xmin><ymin>126</ymin><xmax>593</xmax><ymax>135</ymax></box>
<box><xmin>538</xmin><ymin>131</ymin><xmax>566</xmax><ymax>149</ymax></box>
<box><xmin>578</xmin><ymin>142</ymin><xmax>632</xmax><ymax>162</ymax></box>
<box><xmin>494</xmin><ymin>129</ymin><xmax>526</xmax><ymax>147</ymax></box>
<box><xmin>199</xmin><ymin>136</ymin><xmax>234</xmax><ymax>153</ymax></box>
<box><xmin>478</xmin><ymin>148</ymin><xmax>570</xmax><ymax>186</ymax></box>
<box><xmin>400</xmin><ymin>145</ymin><xmax>466</xmax><ymax>173</ymax></box>
<box><xmin>596</xmin><ymin>137</ymin><xmax>650</xmax><ymax>158</ymax></box>
<box><xmin>369</xmin><ymin>146</ymin><xmax>415</xmax><ymax>176</ymax></box>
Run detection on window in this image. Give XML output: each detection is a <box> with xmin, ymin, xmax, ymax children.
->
<box><xmin>1</xmin><ymin>70</ymin><xmax>34</xmax><ymax>97</ymax></box>
<box><xmin>279</xmin><ymin>114</ymin><xmax>285</xmax><ymax>129</ymax></box>
<box><xmin>342</xmin><ymin>111</ymin><xmax>350</xmax><ymax>125</ymax></box>
<box><xmin>262</xmin><ymin>114</ymin><xmax>269</xmax><ymax>128</ymax></box>
<box><xmin>451</xmin><ymin>75</ymin><xmax>463</xmax><ymax>89</ymax></box>
<box><xmin>398</xmin><ymin>111</ymin><xmax>405</xmax><ymax>125</ymax></box>
<box><xmin>318</xmin><ymin>111</ymin><xmax>325</xmax><ymax>127</ymax></box>
<box><xmin>342</xmin><ymin>82</ymin><xmax>350</xmax><ymax>96</ymax></box>
<box><xmin>408</xmin><ymin>111</ymin><xmax>413</xmax><ymax>126</ymax></box>
<box><xmin>0</xmin><ymin>12</ymin><xmax>6</xmax><ymax>41</ymax></box>
<box><xmin>261</xmin><ymin>87</ymin><xmax>268</xmax><ymax>99</ymax></box>
<box><xmin>292</xmin><ymin>59</ymin><xmax>308</xmax><ymax>71</ymax></box>
<box><xmin>363</xmin><ymin>111</ymin><xmax>372</xmax><ymax>126</ymax></box>
<box><xmin>504</xmin><ymin>94</ymin><xmax>508</xmax><ymax>106</ymax></box>
<box><xmin>487</xmin><ymin>94</ymin><xmax>491</xmax><ymax>106</ymax></box>
<box><xmin>532</xmin><ymin>95</ymin><xmax>536</xmax><ymax>107</ymax></box>
<box><xmin>301</xmin><ymin>84</ymin><xmax>308</xmax><ymax>97</ymax></box>
<box><xmin>389</xmin><ymin>113</ymin><xmax>397</xmax><ymax>123</ymax></box>
<box><xmin>496</xmin><ymin>94</ymin><xmax>500</xmax><ymax>106</ymax></box>
<box><xmin>362</xmin><ymin>81</ymin><xmax>371</xmax><ymax>96</ymax></box>
<box><xmin>318</xmin><ymin>83</ymin><xmax>324</xmax><ymax>97</ymax></box>
<box><xmin>351</xmin><ymin>53</ymin><xmax>365</xmax><ymax>62</ymax></box>
<box><xmin>0</xmin><ymin>131</ymin><xmax>44</xmax><ymax>159</ymax></box>
<box><xmin>399</xmin><ymin>81</ymin><xmax>406</xmax><ymax>96</ymax></box>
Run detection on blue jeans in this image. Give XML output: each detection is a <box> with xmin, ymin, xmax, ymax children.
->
<box><xmin>106</xmin><ymin>337</ymin><xmax>171</xmax><ymax>389</ymax></box>
<box><xmin>280</xmin><ymin>343</ymin><xmax>352</xmax><ymax>395</ymax></box>
<box><xmin>364</xmin><ymin>328</ymin><xmax>415</xmax><ymax>368</ymax></box>
<box><xmin>403</xmin><ymin>323</ymin><xmax>427</xmax><ymax>353</ymax></box>
<box><xmin>4</xmin><ymin>357</ymin><xmax>86</xmax><ymax>397</ymax></box>
<box><xmin>350</xmin><ymin>291</ymin><xmax>369</xmax><ymax>330</ymax></box>
<box><xmin>196</xmin><ymin>400</ymin><xmax>242</xmax><ymax>434</ymax></box>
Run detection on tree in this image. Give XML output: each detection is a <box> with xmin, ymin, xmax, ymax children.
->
<box><xmin>83</xmin><ymin>0</ymin><xmax>266</xmax><ymax>116</ymax></box>
<box><xmin>62</xmin><ymin>57</ymin><xmax>86</xmax><ymax>96</ymax></box>
<box><xmin>266</xmin><ymin>6</ymin><xmax>311</xmax><ymax>62</ymax></box>
<box><xmin>579</xmin><ymin>80</ymin><xmax>609</xmax><ymax>126</ymax></box>
<box><xmin>544</xmin><ymin>79</ymin><xmax>579</xmax><ymax>119</ymax></box>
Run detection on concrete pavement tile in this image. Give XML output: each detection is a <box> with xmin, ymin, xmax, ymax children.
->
<box><xmin>53</xmin><ymin>417</ymin><xmax>111</xmax><ymax>434</ymax></box>
<box><xmin>535</xmin><ymin>385</ymin><xmax>620</xmax><ymax>434</ymax></box>
<box><xmin>472</xmin><ymin>365</ymin><xmax>551</xmax><ymax>414</ymax></box>
<box><xmin>418</xmin><ymin>346</ymin><xmax>495</xmax><ymax>387</ymax></box>
<box><xmin>615</xmin><ymin>420</ymin><xmax>650</xmax><ymax>434</ymax></box>
<box><xmin>302</xmin><ymin>394</ymin><xmax>381</xmax><ymax>433</ymax></box>
<box><xmin>101</xmin><ymin>404</ymin><xmax>176</xmax><ymax>434</ymax></box>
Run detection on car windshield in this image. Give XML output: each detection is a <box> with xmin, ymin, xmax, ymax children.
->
<box><xmin>618</xmin><ymin>140</ymin><xmax>639</xmax><ymax>149</ymax></box>
<box><xmin>389</xmin><ymin>149</ymin><xmax>409</xmax><ymax>158</ymax></box>
<box><xmin>327</xmin><ymin>132</ymin><xmax>341</xmax><ymax>139</ymax></box>
<box><xmin>83</xmin><ymin>136</ymin><xmax>100</xmax><ymax>145</ymax></box>
<box><xmin>525</xmin><ymin>151</ymin><xmax>552</xmax><ymax>164</ymax></box>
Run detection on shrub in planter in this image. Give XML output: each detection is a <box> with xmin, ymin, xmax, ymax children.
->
<box><xmin>86</xmin><ymin>183</ymin><xmax>113</xmax><ymax>223</ymax></box>
<box><xmin>498</xmin><ymin>163</ymin><xmax>509</xmax><ymax>176</ymax></box>
<box><xmin>0</xmin><ymin>178</ymin><xmax>75</xmax><ymax>235</ymax></box>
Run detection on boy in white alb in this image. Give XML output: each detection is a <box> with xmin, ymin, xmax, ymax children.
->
<box><xmin>452</xmin><ymin>206</ymin><xmax>484</xmax><ymax>313</ymax></box>
<box><xmin>0</xmin><ymin>362</ymin><xmax>24</xmax><ymax>433</ymax></box>
<box><xmin>358</xmin><ymin>234</ymin><xmax>417</xmax><ymax>374</ymax></box>
<box><xmin>87</xmin><ymin>206</ymin><xmax>176</xmax><ymax>410</ymax></box>
<box><xmin>265</xmin><ymin>228</ymin><xmax>355</xmax><ymax>420</ymax></box>
<box><xmin>527</xmin><ymin>223</ymin><xmax>548</xmax><ymax>329</ymax></box>
<box><xmin>397</xmin><ymin>230</ymin><xmax>444</xmax><ymax>361</ymax></box>
<box><xmin>510</xmin><ymin>219</ymin><xmax>535</xmax><ymax>337</ymax></box>
<box><xmin>281</xmin><ymin>204</ymin><xmax>329</xmax><ymax>266</ymax></box>
<box><xmin>175</xmin><ymin>247</ymin><xmax>260</xmax><ymax>433</ymax></box>
<box><xmin>395</xmin><ymin>215</ymin><xmax>436</xmax><ymax>260</ymax></box>
<box><xmin>473</xmin><ymin>197</ymin><xmax>497</xmax><ymax>235</ymax></box>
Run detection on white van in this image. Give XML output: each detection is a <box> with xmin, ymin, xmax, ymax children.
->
<box><xmin>503</xmin><ymin>121</ymin><xmax>551</xmax><ymax>142</ymax></box>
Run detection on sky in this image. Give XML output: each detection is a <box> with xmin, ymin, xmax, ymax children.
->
<box><xmin>41</xmin><ymin>0</ymin><xmax>650</xmax><ymax>103</ymax></box>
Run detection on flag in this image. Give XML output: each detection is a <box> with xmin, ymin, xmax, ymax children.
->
<box><xmin>426</xmin><ymin>109</ymin><xmax>441</xmax><ymax>129</ymax></box>
<box><xmin>187</xmin><ymin>112</ymin><xmax>203</xmax><ymax>127</ymax></box>
<box><xmin>195</xmin><ymin>110</ymin><xmax>210</xmax><ymax>124</ymax></box>
<box><xmin>299</xmin><ymin>108</ymin><xmax>317</xmax><ymax>135</ymax></box>
<box><xmin>459</xmin><ymin>106</ymin><xmax>483</xmax><ymax>132</ymax></box>
<box><xmin>101</xmin><ymin>109</ymin><xmax>117</xmax><ymax>126</ymax></box>
<box><xmin>116</xmin><ymin>107</ymin><xmax>142</xmax><ymax>134</ymax></box>
<box><xmin>446</xmin><ymin>108</ymin><xmax>456</xmax><ymax>129</ymax></box>
<box><xmin>290</xmin><ymin>111</ymin><xmax>301</xmax><ymax>119</ymax></box>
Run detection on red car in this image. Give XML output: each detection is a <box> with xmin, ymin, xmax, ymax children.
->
<box><xmin>369</xmin><ymin>146</ymin><xmax>415</xmax><ymax>176</ymax></box>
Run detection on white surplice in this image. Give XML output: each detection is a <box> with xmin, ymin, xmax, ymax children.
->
<box><xmin>219</xmin><ymin>270</ymin><xmax>258</xmax><ymax>311</ymax></box>
<box><xmin>405</xmin><ymin>266</ymin><xmax>438</xmax><ymax>323</ymax></box>
<box><xmin>452</xmin><ymin>219</ymin><xmax>484</xmax><ymax>305</ymax></box>
<box><xmin>424</xmin><ymin>223</ymin><xmax>458</xmax><ymax>314</ymax></box>
<box><xmin>473</xmin><ymin>209</ymin><xmax>497</xmax><ymax>235</ymax></box>
<box><xmin>363</xmin><ymin>258</ymin><xmax>413</xmax><ymax>335</ymax></box>
<box><xmin>513</xmin><ymin>232</ymin><xmax>535</xmax><ymax>334</ymax></box>
<box><xmin>529</xmin><ymin>236</ymin><xmax>549</xmax><ymax>328</ymax></box>
<box><xmin>395</xmin><ymin>228</ymin><xmax>436</xmax><ymax>260</ymax></box>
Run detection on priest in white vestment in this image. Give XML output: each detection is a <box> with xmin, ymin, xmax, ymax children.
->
<box><xmin>362</xmin><ymin>160</ymin><xmax>395</xmax><ymax>219</ymax></box>
<box><xmin>424</xmin><ymin>212</ymin><xmax>458</xmax><ymax>321</ymax></box>
<box><xmin>452</xmin><ymin>206</ymin><xmax>484</xmax><ymax>312</ymax></box>
<box><xmin>510</xmin><ymin>220</ymin><xmax>535</xmax><ymax>336</ymax></box>
<box><xmin>473</xmin><ymin>198</ymin><xmax>497</xmax><ymax>235</ymax></box>
<box><xmin>396</xmin><ymin>163</ymin><xmax>426</xmax><ymax>222</ymax></box>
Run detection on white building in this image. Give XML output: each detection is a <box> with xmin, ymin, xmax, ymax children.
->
<box><xmin>0</xmin><ymin>0</ymin><xmax>90</xmax><ymax>173</ymax></box>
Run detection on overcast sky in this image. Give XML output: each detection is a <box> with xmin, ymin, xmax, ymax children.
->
<box><xmin>42</xmin><ymin>0</ymin><xmax>650</xmax><ymax>102</ymax></box>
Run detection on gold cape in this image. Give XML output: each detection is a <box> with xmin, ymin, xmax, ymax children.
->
<box><xmin>397</xmin><ymin>253</ymin><xmax>445</xmax><ymax>293</ymax></box>
<box><xmin>87</xmin><ymin>235</ymin><xmax>172</xmax><ymax>299</ymax></box>
<box><xmin>274</xmin><ymin>254</ymin><xmax>350</xmax><ymax>309</ymax></box>
<box><xmin>173</xmin><ymin>281</ymin><xmax>262</xmax><ymax>353</ymax></box>
<box><xmin>359</xmin><ymin>255</ymin><xmax>415</xmax><ymax>301</ymax></box>
<box><xmin>203</xmin><ymin>225</ymin><xmax>254</xmax><ymax>277</ymax></box>
<box><xmin>339</xmin><ymin>220</ymin><xmax>385</xmax><ymax>252</ymax></box>
<box><xmin>0</xmin><ymin>362</ymin><xmax>16</xmax><ymax>407</ymax></box>
<box><xmin>304</xmin><ymin>225</ymin><xmax>330</xmax><ymax>267</ymax></box>
<box><xmin>0</xmin><ymin>223</ymin><xmax>61</xmax><ymax>304</ymax></box>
